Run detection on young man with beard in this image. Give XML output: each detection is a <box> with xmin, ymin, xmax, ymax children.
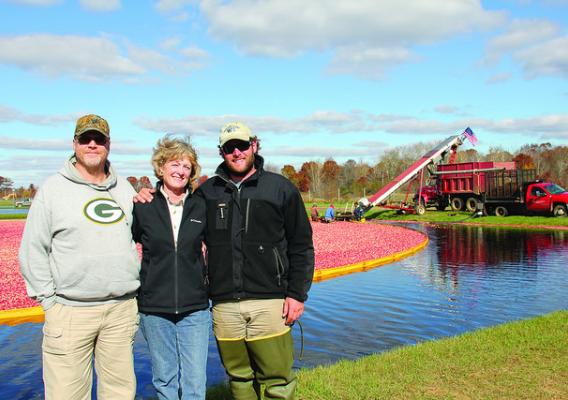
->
<box><xmin>197</xmin><ymin>122</ymin><xmax>314</xmax><ymax>400</ymax></box>
<box><xmin>135</xmin><ymin>122</ymin><xmax>314</xmax><ymax>399</ymax></box>
<box><xmin>19</xmin><ymin>114</ymin><xmax>140</xmax><ymax>399</ymax></box>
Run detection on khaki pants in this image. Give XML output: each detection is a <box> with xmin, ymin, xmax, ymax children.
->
<box><xmin>42</xmin><ymin>298</ymin><xmax>139</xmax><ymax>400</ymax></box>
<box><xmin>212</xmin><ymin>299</ymin><xmax>288</xmax><ymax>340</ymax></box>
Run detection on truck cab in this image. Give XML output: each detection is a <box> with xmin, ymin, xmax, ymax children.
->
<box><xmin>525</xmin><ymin>182</ymin><xmax>568</xmax><ymax>217</ymax></box>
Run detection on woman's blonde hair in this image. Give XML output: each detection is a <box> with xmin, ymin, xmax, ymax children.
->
<box><xmin>152</xmin><ymin>135</ymin><xmax>201</xmax><ymax>187</ymax></box>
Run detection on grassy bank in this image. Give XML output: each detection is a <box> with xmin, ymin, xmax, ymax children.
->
<box><xmin>0</xmin><ymin>214</ymin><xmax>27</xmax><ymax>220</ymax></box>
<box><xmin>364</xmin><ymin>208</ymin><xmax>568</xmax><ymax>228</ymax></box>
<box><xmin>206</xmin><ymin>310</ymin><xmax>568</xmax><ymax>399</ymax></box>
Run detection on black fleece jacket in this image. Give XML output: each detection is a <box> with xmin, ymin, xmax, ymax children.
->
<box><xmin>132</xmin><ymin>183</ymin><xmax>209</xmax><ymax>314</ymax></box>
<box><xmin>195</xmin><ymin>155</ymin><xmax>314</xmax><ymax>303</ymax></box>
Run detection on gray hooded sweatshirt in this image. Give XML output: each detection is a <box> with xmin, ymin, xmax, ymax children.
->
<box><xmin>19</xmin><ymin>157</ymin><xmax>140</xmax><ymax>310</ymax></box>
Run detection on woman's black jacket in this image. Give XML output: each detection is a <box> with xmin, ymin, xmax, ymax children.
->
<box><xmin>132</xmin><ymin>184</ymin><xmax>209</xmax><ymax>315</ymax></box>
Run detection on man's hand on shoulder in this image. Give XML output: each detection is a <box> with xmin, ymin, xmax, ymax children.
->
<box><xmin>133</xmin><ymin>187</ymin><xmax>156</xmax><ymax>203</ymax></box>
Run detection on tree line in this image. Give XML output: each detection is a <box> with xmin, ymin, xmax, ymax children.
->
<box><xmin>280</xmin><ymin>142</ymin><xmax>568</xmax><ymax>201</ymax></box>
<box><xmin>0</xmin><ymin>177</ymin><xmax>37</xmax><ymax>200</ymax></box>
<box><xmin>2</xmin><ymin>142</ymin><xmax>566</xmax><ymax>203</ymax></box>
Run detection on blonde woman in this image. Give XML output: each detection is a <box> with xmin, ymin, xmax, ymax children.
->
<box><xmin>132</xmin><ymin>136</ymin><xmax>209</xmax><ymax>400</ymax></box>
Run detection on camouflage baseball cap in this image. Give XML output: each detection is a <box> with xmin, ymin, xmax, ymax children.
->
<box><xmin>74</xmin><ymin>114</ymin><xmax>110</xmax><ymax>138</ymax></box>
<box><xmin>219</xmin><ymin>122</ymin><xmax>252</xmax><ymax>146</ymax></box>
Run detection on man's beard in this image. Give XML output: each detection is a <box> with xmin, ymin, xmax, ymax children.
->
<box><xmin>227</xmin><ymin>155</ymin><xmax>255</xmax><ymax>176</ymax></box>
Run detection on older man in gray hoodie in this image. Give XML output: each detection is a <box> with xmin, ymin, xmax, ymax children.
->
<box><xmin>19</xmin><ymin>114</ymin><xmax>140</xmax><ymax>400</ymax></box>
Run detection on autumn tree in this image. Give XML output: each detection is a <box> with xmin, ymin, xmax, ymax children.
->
<box><xmin>518</xmin><ymin>143</ymin><xmax>552</xmax><ymax>176</ymax></box>
<box><xmin>541</xmin><ymin>146</ymin><xmax>568</xmax><ymax>187</ymax></box>
<box><xmin>281</xmin><ymin>165</ymin><xmax>300</xmax><ymax>187</ymax></box>
<box><xmin>300</xmin><ymin>161</ymin><xmax>322</xmax><ymax>197</ymax></box>
<box><xmin>512</xmin><ymin>153</ymin><xmax>535</xmax><ymax>170</ymax></box>
<box><xmin>455</xmin><ymin>148</ymin><xmax>480</xmax><ymax>163</ymax></box>
<box><xmin>28</xmin><ymin>184</ymin><xmax>38</xmax><ymax>199</ymax></box>
<box><xmin>321</xmin><ymin>158</ymin><xmax>340</xmax><ymax>199</ymax></box>
<box><xmin>0</xmin><ymin>176</ymin><xmax>14</xmax><ymax>198</ymax></box>
<box><xmin>485</xmin><ymin>146</ymin><xmax>514</xmax><ymax>162</ymax></box>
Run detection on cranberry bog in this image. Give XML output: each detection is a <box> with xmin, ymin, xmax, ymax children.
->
<box><xmin>0</xmin><ymin>220</ymin><xmax>427</xmax><ymax>312</ymax></box>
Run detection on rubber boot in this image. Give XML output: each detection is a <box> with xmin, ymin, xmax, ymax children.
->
<box><xmin>216</xmin><ymin>338</ymin><xmax>258</xmax><ymax>400</ymax></box>
<box><xmin>246</xmin><ymin>330</ymin><xmax>297</xmax><ymax>400</ymax></box>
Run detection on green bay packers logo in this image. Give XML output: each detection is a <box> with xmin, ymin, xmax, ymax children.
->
<box><xmin>84</xmin><ymin>198</ymin><xmax>124</xmax><ymax>224</ymax></box>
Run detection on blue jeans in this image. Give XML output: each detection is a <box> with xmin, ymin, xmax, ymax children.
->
<box><xmin>140</xmin><ymin>309</ymin><xmax>210</xmax><ymax>400</ymax></box>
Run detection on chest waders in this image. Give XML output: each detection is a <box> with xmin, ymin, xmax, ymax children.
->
<box><xmin>216</xmin><ymin>329</ymin><xmax>296</xmax><ymax>400</ymax></box>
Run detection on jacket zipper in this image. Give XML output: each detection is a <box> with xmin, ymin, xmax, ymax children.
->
<box><xmin>245</xmin><ymin>198</ymin><xmax>251</xmax><ymax>234</ymax></box>
<box><xmin>174</xmin><ymin>240</ymin><xmax>179</xmax><ymax>313</ymax></box>
<box><xmin>273</xmin><ymin>248</ymin><xmax>283</xmax><ymax>287</ymax></box>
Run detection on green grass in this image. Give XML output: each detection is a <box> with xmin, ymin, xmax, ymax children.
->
<box><xmin>364</xmin><ymin>207</ymin><xmax>568</xmax><ymax>228</ymax></box>
<box><xmin>206</xmin><ymin>311</ymin><xmax>568</xmax><ymax>399</ymax></box>
<box><xmin>0</xmin><ymin>199</ymin><xmax>15</xmax><ymax>208</ymax></box>
<box><xmin>0</xmin><ymin>213</ymin><xmax>27</xmax><ymax>220</ymax></box>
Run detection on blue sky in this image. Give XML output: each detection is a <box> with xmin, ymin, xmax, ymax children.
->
<box><xmin>0</xmin><ymin>0</ymin><xmax>567</xmax><ymax>187</ymax></box>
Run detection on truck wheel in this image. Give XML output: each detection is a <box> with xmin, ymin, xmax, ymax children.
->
<box><xmin>450</xmin><ymin>197</ymin><xmax>464</xmax><ymax>211</ymax></box>
<box><xmin>465</xmin><ymin>197</ymin><xmax>479</xmax><ymax>212</ymax></box>
<box><xmin>415</xmin><ymin>204</ymin><xmax>426</xmax><ymax>215</ymax></box>
<box><xmin>494</xmin><ymin>206</ymin><xmax>509</xmax><ymax>217</ymax></box>
<box><xmin>553</xmin><ymin>204</ymin><xmax>567</xmax><ymax>217</ymax></box>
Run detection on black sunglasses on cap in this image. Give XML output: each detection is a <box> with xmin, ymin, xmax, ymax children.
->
<box><xmin>76</xmin><ymin>132</ymin><xmax>108</xmax><ymax>146</ymax></box>
<box><xmin>221</xmin><ymin>140</ymin><xmax>251</xmax><ymax>154</ymax></box>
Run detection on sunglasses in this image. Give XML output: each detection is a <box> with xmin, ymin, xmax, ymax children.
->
<box><xmin>76</xmin><ymin>133</ymin><xmax>108</xmax><ymax>146</ymax></box>
<box><xmin>222</xmin><ymin>140</ymin><xmax>251</xmax><ymax>154</ymax></box>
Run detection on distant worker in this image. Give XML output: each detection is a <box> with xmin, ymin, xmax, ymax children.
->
<box><xmin>324</xmin><ymin>203</ymin><xmax>335</xmax><ymax>222</ymax></box>
<box><xmin>354</xmin><ymin>202</ymin><xmax>364</xmax><ymax>221</ymax></box>
<box><xmin>19</xmin><ymin>114</ymin><xmax>140</xmax><ymax>399</ymax></box>
<box><xmin>311</xmin><ymin>203</ymin><xmax>319</xmax><ymax>222</ymax></box>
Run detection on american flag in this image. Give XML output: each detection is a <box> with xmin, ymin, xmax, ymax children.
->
<box><xmin>463</xmin><ymin>127</ymin><xmax>478</xmax><ymax>146</ymax></box>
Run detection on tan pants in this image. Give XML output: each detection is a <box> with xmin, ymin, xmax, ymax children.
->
<box><xmin>212</xmin><ymin>299</ymin><xmax>289</xmax><ymax>340</ymax></box>
<box><xmin>42</xmin><ymin>298</ymin><xmax>139</xmax><ymax>400</ymax></box>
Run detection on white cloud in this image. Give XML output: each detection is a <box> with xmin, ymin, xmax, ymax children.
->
<box><xmin>327</xmin><ymin>45</ymin><xmax>417</xmax><ymax>80</ymax></box>
<box><xmin>514</xmin><ymin>36</ymin><xmax>568</xmax><ymax>79</ymax></box>
<box><xmin>0</xmin><ymin>34</ymin><xmax>206</xmax><ymax>81</ymax></box>
<box><xmin>486</xmin><ymin>72</ymin><xmax>511</xmax><ymax>84</ymax></box>
<box><xmin>0</xmin><ymin>105</ymin><xmax>78</xmax><ymax>125</ymax></box>
<box><xmin>435</xmin><ymin>106</ymin><xmax>461</xmax><ymax>115</ymax></box>
<box><xmin>484</xmin><ymin>19</ymin><xmax>559</xmax><ymax>65</ymax></box>
<box><xmin>263</xmin><ymin>144</ymin><xmax>381</xmax><ymax>159</ymax></box>
<box><xmin>160</xmin><ymin>36</ymin><xmax>183</xmax><ymax>50</ymax></box>
<box><xmin>133</xmin><ymin>110</ymin><xmax>568</xmax><ymax>142</ymax></box>
<box><xmin>0</xmin><ymin>135</ymin><xmax>69</xmax><ymax>150</ymax></box>
<box><xmin>79</xmin><ymin>0</ymin><xmax>121</xmax><ymax>12</ymax></box>
<box><xmin>2</xmin><ymin>0</ymin><xmax>61</xmax><ymax>5</ymax></box>
<box><xmin>155</xmin><ymin>0</ymin><xmax>196</xmax><ymax>12</ymax></box>
<box><xmin>179</xmin><ymin>45</ymin><xmax>208</xmax><ymax>59</ymax></box>
<box><xmin>483</xmin><ymin>18</ymin><xmax>568</xmax><ymax>80</ymax></box>
<box><xmin>0</xmin><ymin>34</ymin><xmax>144</xmax><ymax>81</ymax></box>
<box><xmin>199</xmin><ymin>0</ymin><xmax>504</xmax><ymax>78</ymax></box>
<box><xmin>125</xmin><ymin>43</ymin><xmax>176</xmax><ymax>74</ymax></box>
<box><xmin>134</xmin><ymin>110</ymin><xmax>380</xmax><ymax>137</ymax></box>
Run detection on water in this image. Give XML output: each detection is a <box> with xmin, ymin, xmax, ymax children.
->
<box><xmin>1</xmin><ymin>223</ymin><xmax>567</xmax><ymax>398</ymax></box>
<box><xmin>0</xmin><ymin>208</ymin><xmax>29</xmax><ymax>215</ymax></box>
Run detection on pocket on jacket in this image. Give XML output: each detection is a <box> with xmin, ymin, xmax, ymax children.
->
<box><xmin>207</xmin><ymin>244</ymin><xmax>233</xmax><ymax>296</ymax></box>
<box><xmin>215</xmin><ymin>202</ymin><xmax>229</xmax><ymax>230</ymax></box>
<box><xmin>242</xmin><ymin>243</ymin><xmax>284</xmax><ymax>294</ymax></box>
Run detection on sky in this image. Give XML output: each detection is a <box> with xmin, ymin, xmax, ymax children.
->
<box><xmin>0</xmin><ymin>0</ymin><xmax>567</xmax><ymax>188</ymax></box>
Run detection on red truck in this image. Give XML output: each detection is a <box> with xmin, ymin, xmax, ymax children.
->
<box><xmin>415</xmin><ymin>162</ymin><xmax>568</xmax><ymax>217</ymax></box>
